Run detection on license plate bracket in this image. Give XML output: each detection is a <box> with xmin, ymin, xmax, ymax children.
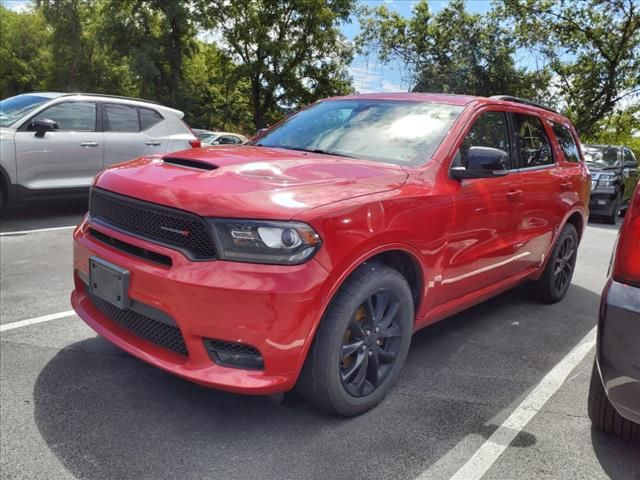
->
<box><xmin>89</xmin><ymin>257</ymin><xmax>130</xmax><ymax>309</ymax></box>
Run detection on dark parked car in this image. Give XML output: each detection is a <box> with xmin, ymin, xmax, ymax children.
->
<box><xmin>584</xmin><ymin>144</ymin><xmax>639</xmax><ymax>224</ymax></box>
<box><xmin>588</xmin><ymin>182</ymin><xmax>640</xmax><ymax>441</ymax></box>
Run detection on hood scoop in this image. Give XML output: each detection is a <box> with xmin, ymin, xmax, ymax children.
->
<box><xmin>162</xmin><ymin>156</ymin><xmax>218</xmax><ymax>171</ymax></box>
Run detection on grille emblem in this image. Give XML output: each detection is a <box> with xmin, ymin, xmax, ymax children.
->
<box><xmin>160</xmin><ymin>225</ymin><xmax>191</xmax><ymax>237</ymax></box>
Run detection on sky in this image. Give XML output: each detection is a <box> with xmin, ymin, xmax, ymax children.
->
<box><xmin>343</xmin><ymin>0</ymin><xmax>494</xmax><ymax>93</ymax></box>
<box><xmin>2</xmin><ymin>0</ymin><xmax>496</xmax><ymax>93</ymax></box>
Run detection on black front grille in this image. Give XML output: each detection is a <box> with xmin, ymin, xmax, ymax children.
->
<box><xmin>89</xmin><ymin>292</ymin><xmax>188</xmax><ymax>356</ymax></box>
<box><xmin>90</xmin><ymin>188</ymin><xmax>216</xmax><ymax>260</ymax></box>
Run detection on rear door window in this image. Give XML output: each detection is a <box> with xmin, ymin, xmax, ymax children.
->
<box><xmin>104</xmin><ymin>104</ymin><xmax>140</xmax><ymax>132</ymax></box>
<box><xmin>551</xmin><ymin>123</ymin><xmax>580</xmax><ymax>163</ymax></box>
<box><xmin>455</xmin><ymin>111</ymin><xmax>510</xmax><ymax>168</ymax></box>
<box><xmin>512</xmin><ymin>113</ymin><xmax>554</xmax><ymax>168</ymax></box>
<box><xmin>31</xmin><ymin>102</ymin><xmax>97</xmax><ymax>131</ymax></box>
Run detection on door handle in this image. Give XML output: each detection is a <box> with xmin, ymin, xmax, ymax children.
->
<box><xmin>560</xmin><ymin>182</ymin><xmax>573</xmax><ymax>190</ymax></box>
<box><xmin>145</xmin><ymin>141</ymin><xmax>161</xmax><ymax>146</ymax></box>
<box><xmin>506</xmin><ymin>190</ymin><xmax>523</xmax><ymax>200</ymax></box>
<box><xmin>80</xmin><ymin>141</ymin><xmax>99</xmax><ymax>147</ymax></box>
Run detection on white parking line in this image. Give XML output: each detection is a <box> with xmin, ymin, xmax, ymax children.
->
<box><xmin>0</xmin><ymin>225</ymin><xmax>76</xmax><ymax>236</ymax></box>
<box><xmin>418</xmin><ymin>326</ymin><xmax>596</xmax><ymax>480</ymax></box>
<box><xmin>0</xmin><ymin>310</ymin><xmax>76</xmax><ymax>332</ymax></box>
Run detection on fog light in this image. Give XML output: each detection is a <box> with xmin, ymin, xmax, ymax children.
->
<box><xmin>204</xmin><ymin>339</ymin><xmax>264</xmax><ymax>370</ymax></box>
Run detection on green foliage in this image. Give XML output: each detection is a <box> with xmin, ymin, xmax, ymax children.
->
<box><xmin>0</xmin><ymin>6</ymin><xmax>51</xmax><ymax>97</ymax></box>
<box><xmin>584</xmin><ymin>106</ymin><xmax>640</xmax><ymax>158</ymax></box>
<box><xmin>500</xmin><ymin>0</ymin><xmax>640</xmax><ymax>135</ymax></box>
<box><xmin>198</xmin><ymin>0</ymin><xmax>357</xmax><ymax>129</ymax></box>
<box><xmin>357</xmin><ymin>0</ymin><xmax>548</xmax><ymax>99</ymax></box>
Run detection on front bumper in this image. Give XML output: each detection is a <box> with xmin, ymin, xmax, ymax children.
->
<box><xmin>596</xmin><ymin>279</ymin><xmax>640</xmax><ymax>425</ymax></box>
<box><xmin>589</xmin><ymin>191</ymin><xmax>618</xmax><ymax>216</ymax></box>
<box><xmin>71</xmin><ymin>218</ymin><xmax>330</xmax><ymax>395</ymax></box>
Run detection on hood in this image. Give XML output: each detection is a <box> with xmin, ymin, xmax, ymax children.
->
<box><xmin>94</xmin><ymin>145</ymin><xmax>409</xmax><ymax>219</ymax></box>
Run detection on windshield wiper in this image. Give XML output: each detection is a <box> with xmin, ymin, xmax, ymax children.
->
<box><xmin>275</xmin><ymin>145</ymin><xmax>360</xmax><ymax>159</ymax></box>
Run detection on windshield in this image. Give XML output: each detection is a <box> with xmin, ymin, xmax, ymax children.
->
<box><xmin>253</xmin><ymin>99</ymin><xmax>464</xmax><ymax>166</ymax></box>
<box><xmin>0</xmin><ymin>94</ymin><xmax>51</xmax><ymax>128</ymax></box>
<box><xmin>583</xmin><ymin>145</ymin><xmax>620</xmax><ymax>168</ymax></box>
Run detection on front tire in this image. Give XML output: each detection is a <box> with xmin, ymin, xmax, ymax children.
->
<box><xmin>532</xmin><ymin>223</ymin><xmax>578</xmax><ymax>303</ymax></box>
<box><xmin>604</xmin><ymin>197</ymin><xmax>619</xmax><ymax>225</ymax></box>
<box><xmin>298</xmin><ymin>263</ymin><xmax>414</xmax><ymax>416</ymax></box>
<box><xmin>588</xmin><ymin>361</ymin><xmax>639</xmax><ymax>441</ymax></box>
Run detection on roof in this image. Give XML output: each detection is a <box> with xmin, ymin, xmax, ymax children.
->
<box><xmin>331</xmin><ymin>92</ymin><xmax>478</xmax><ymax>106</ymax></box>
<box><xmin>324</xmin><ymin>92</ymin><xmax>571</xmax><ymax>123</ymax></box>
<box><xmin>29</xmin><ymin>92</ymin><xmax>185</xmax><ymax>119</ymax></box>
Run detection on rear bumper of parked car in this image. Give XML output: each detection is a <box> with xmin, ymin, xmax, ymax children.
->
<box><xmin>71</xmin><ymin>218</ymin><xmax>330</xmax><ymax>395</ymax></box>
<box><xmin>589</xmin><ymin>191</ymin><xmax>618</xmax><ymax>216</ymax></box>
<box><xmin>596</xmin><ymin>279</ymin><xmax>640</xmax><ymax>425</ymax></box>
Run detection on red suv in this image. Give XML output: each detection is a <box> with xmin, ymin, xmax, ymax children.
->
<box><xmin>71</xmin><ymin>93</ymin><xmax>589</xmax><ymax>416</ymax></box>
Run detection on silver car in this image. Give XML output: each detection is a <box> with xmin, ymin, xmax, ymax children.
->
<box><xmin>0</xmin><ymin>92</ymin><xmax>199</xmax><ymax>207</ymax></box>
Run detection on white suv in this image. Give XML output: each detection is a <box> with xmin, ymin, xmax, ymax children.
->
<box><xmin>0</xmin><ymin>92</ymin><xmax>200</xmax><ymax>207</ymax></box>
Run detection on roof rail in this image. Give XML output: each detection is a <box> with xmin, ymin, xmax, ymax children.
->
<box><xmin>490</xmin><ymin>95</ymin><xmax>558</xmax><ymax>114</ymax></box>
<box><xmin>60</xmin><ymin>93</ymin><xmax>161</xmax><ymax>105</ymax></box>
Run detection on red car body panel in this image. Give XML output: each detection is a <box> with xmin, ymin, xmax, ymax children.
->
<box><xmin>71</xmin><ymin>94</ymin><xmax>590</xmax><ymax>394</ymax></box>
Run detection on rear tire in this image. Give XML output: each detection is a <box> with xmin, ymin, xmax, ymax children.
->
<box><xmin>297</xmin><ymin>263</ymin><xmax>414</xmax><ymax>416</ymax></box>
<box><xmin>588</xmin><ymin>361</ymin><xmax>640</xmax><ymax>441</ymax></box>
<box><xmin>532</xmin><ymin>223</ymin><xmax>578</xmax><ymax>303</ymax></box>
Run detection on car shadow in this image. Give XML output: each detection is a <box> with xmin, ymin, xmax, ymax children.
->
<box><xmin>32</xmin><ymin>284</ymin><xmax>634</xmax><ymax>480</ymax></box>
<box><xmin>0</xmin><ymin>197</ymin><xmax>88</xmax><ymax>232</ymax></box>
<box><xmin>590</xmin><ymin>427</ymin><xmax>640</xmax><ymax>478</ymax></box>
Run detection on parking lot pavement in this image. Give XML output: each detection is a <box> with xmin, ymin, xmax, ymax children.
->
<box><xmin>0</xmin><ymin>198</ymin><xmax>88</xmax><ymax>233</ymax></box>
<box><xmin>1</xmin><ymin>210</ymin><xmax>639</xmax><ymax>480</ymax></box>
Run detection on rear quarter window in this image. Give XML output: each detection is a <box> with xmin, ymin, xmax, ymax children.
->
<box><xmin>551</xmin><ymin>123</ymin><xmax>581</xmax><ymax>163</ymax></box>
<box><xmin>140</xmin><ymin>108</ymin><xmax>163</xmax><ymax>130</ymax></box>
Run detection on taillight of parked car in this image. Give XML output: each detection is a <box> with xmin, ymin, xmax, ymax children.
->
<box><xmin>181</xmin><ymin>120</ymin><xmax>202</xmax><ymax>148</ymax></box>
<box><xmin>613</xmin><ymin>186</ymin><xmax>640</xmax><ymax>287</ymax></box>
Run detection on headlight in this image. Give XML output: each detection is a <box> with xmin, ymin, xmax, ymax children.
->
<box><xmin>596</xmin><ymin>173</ymin><xmax>616</xmax><ymax>188</ymax></box>
<box><xmin>208</xmin><ymin>219</ymin><xmax>321</xmax><ymax>265</ymax></box>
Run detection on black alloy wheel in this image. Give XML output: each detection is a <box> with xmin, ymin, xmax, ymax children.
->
<box><xmin>553</xmin><ymin>235</ymin><xmax>576</xmax><ymax>294</ymax></box>
<box><xmin>298</xmin><ymin>262</ymin><xmax>414</xmax><ymax>416</ymax></box>
<box><xmin>339</xmin><ymin>289</ymin><xmax>404</xmax><ymax>397</ymax></box>
<box><xmin>533</xmin><ymin>223</ymin><xmax>578</xmax><ymax>303</ymax></box>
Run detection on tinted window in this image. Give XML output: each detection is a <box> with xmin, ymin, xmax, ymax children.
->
<box><xmin>32</xmin><ymin>102</ymin><xmax>96</xmax><ymax>131</ymax></box>
<box><xmin>254</xmin><ymin>99</ymin><xmax>464</xmax><ymax>166</ymax></box>
<box><xmin>217</xmin><ymin>135</ymin><xmax>240</xmax><ymax>145</ymax></box>
<box><xmin>140</xmin><ymin>108</ymin><xmax>163</xmax><ymax>130</ymax></box>
<box><xmin>456</xmin><ymin>111</ymin><xmax>510</xmax><ymax>168</ymax></box>
<box><xmin>512</xmin><ymin>114</ymin><xmax>554</xmax><ymax>168</ymax></box>
<box><xmin>104</xmin><ymin>104</ymin><xmax>140</xmax><ymax>132</ymax></box>
<box><xmin>551</xmin><ymin>123</ymin><xmax>580</xmax><ymax>163</ymax></box>
<box><xmin>624</xmin><ymin>149</ymin><xmax>637</xmax><ymax>167</ymax></box>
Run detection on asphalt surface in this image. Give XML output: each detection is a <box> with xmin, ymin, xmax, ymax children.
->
<box><xmin>1</xmin><ymin>201</ymin><xmax>639</xmax><ymax>480</ymax></box>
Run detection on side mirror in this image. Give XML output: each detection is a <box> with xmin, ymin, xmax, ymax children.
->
<box><xmin>31</xmin><ymin>119</ymin><xmax>59</xmax><ymax>138</ymax></box>
<box><xmin>451</xmin><ymin>146</ymin><xmax>509</xmax><ymax>180</ymax></box>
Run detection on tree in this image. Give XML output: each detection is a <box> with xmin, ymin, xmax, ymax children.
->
<box><xmin>0</xmin><ymin>6</ymin><xmax>51</xmax><ymax>97</ymax></box>
<box><xmin>95</xmin><ymin>0</ymin><xmax>197</xmax><ymax>105</ymax></box>
<box><xmin>357</xmin><ymin>0</ymin><xmax>547</xmax><ymax>99</ymax></box>
<box><xmin>198</xmin><ymin>0</ymin><xmax>356</xmax><ymax>129</ymax></box>
<box><xmin>501</xmin><ymin>0</ymin><xmax>640</xmax><ymax>135</ymax></box>
<box><xmin>182</xmin><ymin>42</ymin><xmax>253</xmax><ymax>131</ymax></box>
